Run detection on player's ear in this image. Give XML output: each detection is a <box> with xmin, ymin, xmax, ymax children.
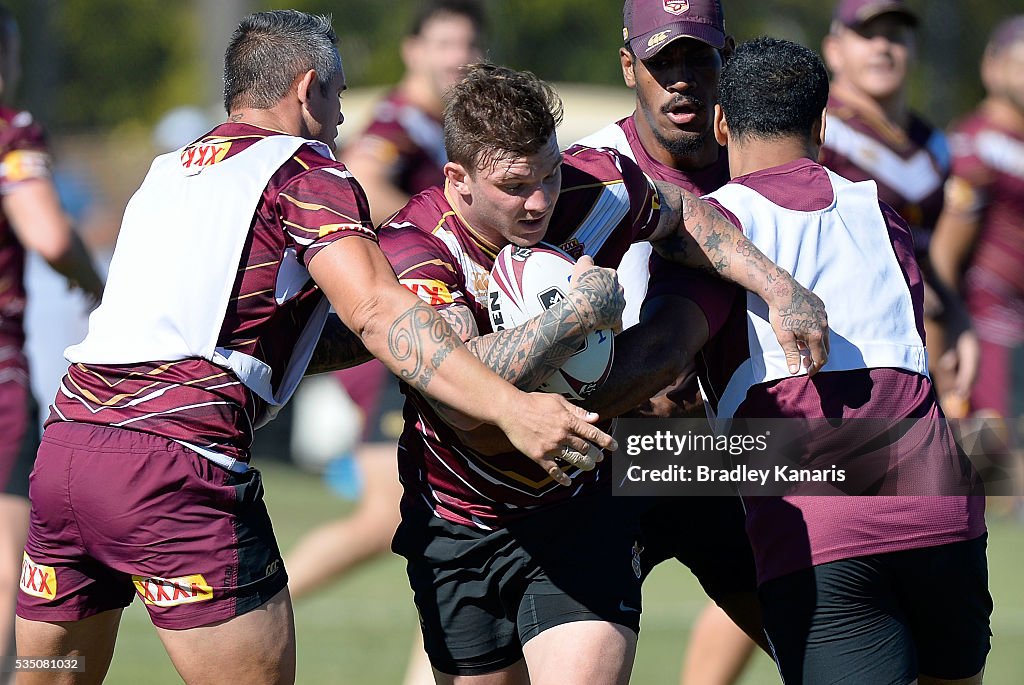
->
<box><xmin>721</xmin><ymin>35</ymin><xmax>736</xmax><ymax>61</ymax></box>
<box><xmin>620</xmin><ymin>47</ymin><xmax>637</xmax><ymax>88</ymax></box>
<box><xmin>295</xmin><ymin>69</ymin><xmax>318</xmax><ymax>106</ymax></box>
<box><xmin>444</xmin><ymin>161</ymin><xmax>471</xmax><ymax>194</ymax></box>
<box><xmin>814</xmin><ymin>107</ymin><xmax>827</xmax><ymax>147</ymax></box>
<box><xmin>713</xmin><ymin>104</ymin><xmax>728</xmax><ymax>147</ymax></box>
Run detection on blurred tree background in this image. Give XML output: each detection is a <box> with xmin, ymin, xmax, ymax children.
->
<box><xmin>1</xmin><ymin>0</ymin><xmax>1016</xmax><ymax>135</ymax></box>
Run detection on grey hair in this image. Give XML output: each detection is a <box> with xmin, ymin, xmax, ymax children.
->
<box><xmin>223</xmin><ymin>10</ymin><xmax>341</xmax><ymax>113</ymax></box>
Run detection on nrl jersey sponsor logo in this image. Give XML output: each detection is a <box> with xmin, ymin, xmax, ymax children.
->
<box><xmin>180</xmin><ymin>140</ymin><xmax>232</xmax><ymax>172</ymax></box>
<box><xmin>401</xmin><ymin>278</ymin><xmax>455</xmax><ymax>306</ymax></box>
<box><xmin>664</xmin><ymin>1</ymin><xmax>689</xmax><ymax>15</ymax></box>
<box><xmin>559</xmin><ymin>239</ymin><xmax>585</xmax><ymax>260</ymax></box>
<box><xmin>132</xmin><ymin>573</ymin><xmax>214</xmax><ymax>607</ymax></box>
<box><xmin>20</xmin><ymin>553</ymin><xmax>57</xmax><ymax>601</ymax></box>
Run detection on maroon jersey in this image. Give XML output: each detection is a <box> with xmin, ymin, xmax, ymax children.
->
<box><xmin>50</xmin><ymin>124</ymin><xmax>376</xmax><ymax>464</ymax></box>
<box><xmin>0</xmin><ymin>107</ymin><xmax>51</xmax><ymax>384</ymax></box>
<box><xmin>379</xmin><ymin>145</ymin><xmax>661</xmax><ymax>528</ymax></box>
<box><xmin>820</xmin><ymin>93</ymin><xmax>949</xmax><ymax>258</ymax></box>
<box><xmin>947</xmin><ymin>109</ymin><xmax>1024</xmax><ymax>339</ymax></box>
<box><xmin>648</xmin><ymin>159</ymin><xmax>985</xmax><ymax>583</ymax></box>
<box><xmin>344</xmin><ymin>89</ymin><xmax>446</xmax><ymax>196</ymax></box>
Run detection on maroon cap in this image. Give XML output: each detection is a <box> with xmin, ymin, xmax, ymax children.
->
<box><xmin>833</xmin><ymin>0</ymin><xmax>918</xmax><ymax>28</ymax></box>
<box><xmin>623</xmin><ymin>0</ymin><xmax>726</xmax><ymax>59</ymax></box>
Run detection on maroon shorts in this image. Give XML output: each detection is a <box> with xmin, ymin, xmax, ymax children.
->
<box><xmin>0</xmin><ymin>378</ymin><xmax>38</xmax><ymax>497</ymax></box>
<box><xmin>17</xmin><ymin>422</ymin><xmax>286</xmax><ymax>630</ymax></box>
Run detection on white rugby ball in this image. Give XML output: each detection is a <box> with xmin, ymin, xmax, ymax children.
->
<box><xmin>487</xmin><ymin>242</ymin><xmax>614</xmax><ymax>401</ymax></box>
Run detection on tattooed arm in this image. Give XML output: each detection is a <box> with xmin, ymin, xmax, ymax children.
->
<box><xmin>307</xmin><ymin>236</ymin><xmax>618</xmax><ymax>485</ymax></box>
<box><xmin>305</xmin><ymin>314</ymin><xmax>374</xmax><ymax>375</ymax></box>
<box><xmin>438</xmin><ymin>258</ymin><xmax>623</xmax><ymax>390</ymax></box>
<box><xmin>420</xmin><ymin>257</ymin><xmax>621</xmax><ymax>437</ymax></box>
<box><xmin>647</xmin><ymin>181</ymin><xmax>830</xmax><ymax>374</ymax></box>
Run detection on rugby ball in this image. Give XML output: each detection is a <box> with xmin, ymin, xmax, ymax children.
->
<box><xmin>487</xmin><ymin>242</ymin><xmax>614</xmax><ymax>401</ymax></box>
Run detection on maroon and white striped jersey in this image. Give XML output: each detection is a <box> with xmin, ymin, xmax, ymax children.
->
<box><xmin>50</xmin><ymin>124</ymin><xmax>376</xmax><ymax>467</ymax></box>
<box><xmin>379</xmin><ymin>145</ymin><xmax>661</xmax><ymax>528</ymax></box>
<box><xmin>947</xmin><ymin>109</ymin><xmax>1024</xmax><ymax>337</ymax></box>
<box><xmin>820</xmin><ymin>92</ymin><xmax>949</xmax><ymax>259</ymax></box>
<box><xmin>343</xmin><ymin>88</ymin><xmax>446</xmax><ymax>197</ymax></box>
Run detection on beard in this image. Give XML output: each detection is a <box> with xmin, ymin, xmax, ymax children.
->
<box><xmin>652</xmin><ymin>126</ymin><xmax>707</xmax><ymax>158</ymax></box>
<box><xmin>638</xmin><ymin>89</ymin><xmax>713</xmax><ymax>160</ymax></box>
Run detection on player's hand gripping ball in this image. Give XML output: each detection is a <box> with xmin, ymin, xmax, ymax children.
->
<box><xmin>488</xmin><ymin>242</ymin><xmax>614</xmax><ymax>401</ymax></box>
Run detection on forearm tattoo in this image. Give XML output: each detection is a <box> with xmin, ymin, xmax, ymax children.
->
<box><xmin>652</xmin><ymin>184</ymin><xmax>778</xmax><ymax>293</ymax></box>
<box><xmin>437</xmin><ymin>305</ymin><xmax>478</xmax><ymax>343</ymax></box>
<box><xmin>463</xmin><ymin>272</ymin><xmax>612</xmax><ymax>390</ymax></box>
<box><xmin>305</xmin><ymin>315</ymin><xmax>373</xmax><ymax>375</ymax></box>
<box><xmin>387</xmin><ymin>301</ymin><xmax>457</xmax><ymax>392</ymax></box>
<box><xmin>650</xmin><ymin>183</ymin><xmax>828</xmax><ymax>341</ymax></box>
<box><xmin>775</xmin><ymin>275</ymin><xmax>828</xmax><ymax>335</ymax></box>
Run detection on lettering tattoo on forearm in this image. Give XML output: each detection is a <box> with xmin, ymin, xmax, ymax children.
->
<box><xmin>388</xmin><ymin>301</ymin><xmax>456</xmax><ymax>392</ymax></box>
<box><xmin>306</xmin><ymin>315</ymin><xmax>373</xmax><ymax>375</ymax></box>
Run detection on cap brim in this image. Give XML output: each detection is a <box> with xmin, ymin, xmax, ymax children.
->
<box><xmin>847</xmin><ymin>6</ymin><xmax>918</xmax><ymax>28</ymax></box>
<box><xmin>628</xmin><ymin>22</ymin><xmax>725</xmax><ymax>58</ymax></box>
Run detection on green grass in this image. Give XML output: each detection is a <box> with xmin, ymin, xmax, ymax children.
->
<box><xmin>99</xmin><ymin>461</ymin><xmax>1024</xmax><ymax>684</ymax></box>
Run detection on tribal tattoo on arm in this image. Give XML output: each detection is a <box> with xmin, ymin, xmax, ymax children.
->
<box><xmin>462</xmin><ymin>266</ymin><xmax>620</xmax><ymax>390</ymax></box>
<box><xmin>305</xmin><ymin>314</ymin><xmax>373</xmax><ymax>375</ymax></box>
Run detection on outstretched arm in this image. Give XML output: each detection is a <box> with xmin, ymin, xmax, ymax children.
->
<box><xmin>581</xmin><ymin>295</ymin><xmax>710</xmax><ymax>418</ymax></box>
<box><xmin>647</xmin><ymin>181</ymin><xmax>829</xmax><ymax>375</ymax></box>
<box><xmin>308</xmin><ymin>237</ymin><xmax>617</xmax><ymax>485</ymax></box>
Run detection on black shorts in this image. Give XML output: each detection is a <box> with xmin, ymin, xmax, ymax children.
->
<box><xmin>759</xmin><ymin>534</ymin><xmax>992</xmax><ymax>685</ymax></box>
<box><xmin>392</xmin><ymin>495</ymin><xmax>644</xmax><ymax>676</ymax></box>
<box><xmin>638</xmin><ymin>495</ymin><xmax>757</xmax><ymax>600</ymax></box>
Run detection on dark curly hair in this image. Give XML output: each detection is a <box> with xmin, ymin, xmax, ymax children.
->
<box><xmin>718</xmin><ymin>36</ymin><xmax>829</xmax><ymax>141</ymax></box>
<box><xmin>443</xmin><ymin>63</ymin><xmax>564</xmax><ymax>173</ymax></box>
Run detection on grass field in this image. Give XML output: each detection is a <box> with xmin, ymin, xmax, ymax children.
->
<box><xmin>98</xmin><ymin>461</ymin><xmax>1024</xmax><ymax>684</ymax></box>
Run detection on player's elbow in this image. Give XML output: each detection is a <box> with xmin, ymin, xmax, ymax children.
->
<box><xmin>347</xmin><ymin>291</ymin><xmax>388</xmax><ymax>344</ymax></box>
